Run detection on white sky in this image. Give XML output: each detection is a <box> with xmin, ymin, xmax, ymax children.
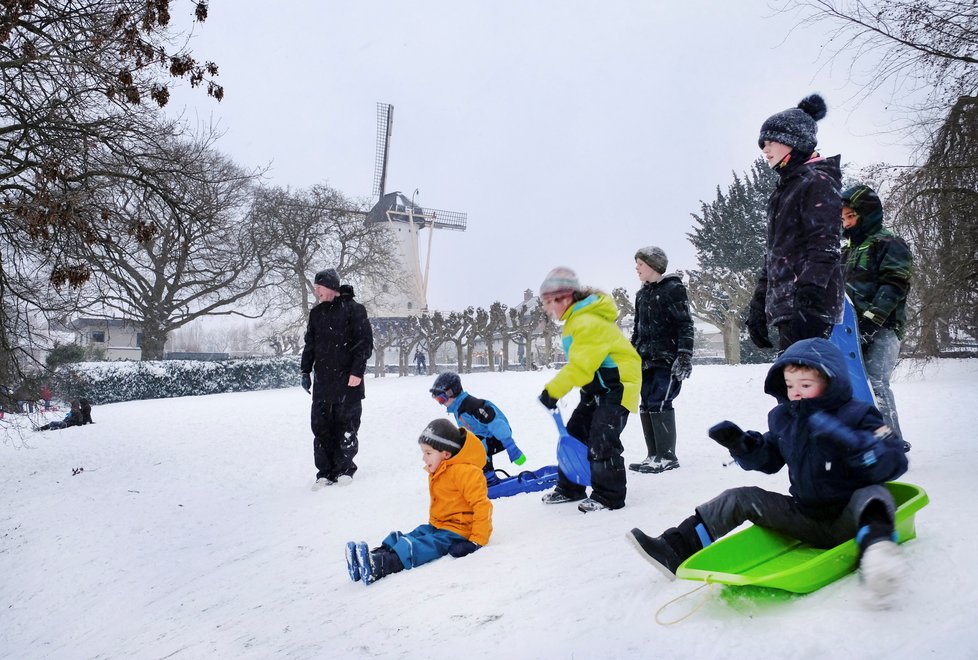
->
<box><xmin>169</xmin><ymin>1</ymin><xmax>915</xmax><ymax>312</ymax></box>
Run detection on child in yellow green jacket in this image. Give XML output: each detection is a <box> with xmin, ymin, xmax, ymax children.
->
<box><xmin>536</xmin><ymin>267</ymin><xmax>642</xmax><ymax>512</ymax></box>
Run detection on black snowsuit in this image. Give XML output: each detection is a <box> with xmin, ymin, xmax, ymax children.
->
<box><xmin>300</xmin><ymin>289</ymin><xmax>373</xmax><ymax>480</ymax></box>
<box><xmin>751</xmin><ymin>153</ymin><xmax>844</xmax><ymax>348</ymax></box>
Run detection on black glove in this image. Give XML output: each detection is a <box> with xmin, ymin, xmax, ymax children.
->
<box><xmin>671</xmin><ymin>351</ymin><xmax>693</xmax><ymax>381</ymax></box>
<box><xmin>747</xmin><ymin>299</ymin><xmax>773</xmax><ymax>349</ymax></box>
<box><xmin>448</xmin><ymin>540</ymin><xmax>481</xmax><ymax>558</ymax></box>
<box><xmin>708</xmin><ymin>420</ymin><xmax>760</xmax><ymax>454</ymax></box>
<box><xmin>791</xmin><ymin>284</ymin><xmax>827</xmax><ymax>340</ymax></box>
<box><xmin>858</xmin><ymin>314</ymin><xmax>882</xmax><ymax>346</ymax></box>
<box><xmin>808</xmin><ymin>411</ymin><xmax>873</xmax><ymax>453</ymax></box>
<box><xmin>301</xmin><ymin>373</ymin><xmax>312</xmax><ymax>394</ymax></box>
<box><xmin>538</xmin><ymin>389</ymin><xmax>558</xmax><ymax>410</ymax></box>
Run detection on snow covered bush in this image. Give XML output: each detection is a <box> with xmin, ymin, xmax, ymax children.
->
<box><xmin>51</xmin><ymin>357</ymin><xmax>301</xmax><ymax>404</ymax></box>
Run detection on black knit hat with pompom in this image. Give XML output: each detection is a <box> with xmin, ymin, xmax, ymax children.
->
<box><xmin>758</xmin><ymin>94</ymin><xmax>827</xmax><ymax>155</ymax></box>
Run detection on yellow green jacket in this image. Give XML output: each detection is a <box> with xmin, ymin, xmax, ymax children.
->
<box><xmin>544</xmin><ymin>293</ymin><xmax>641</xmax><ymax>413</ymax></box>
<box><xmin>427</xmin><ymin>429</ymin><xmax>493</xmax><ymax>546</ymax></box>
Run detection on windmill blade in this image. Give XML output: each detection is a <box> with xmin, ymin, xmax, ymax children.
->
<box><xmin>372</xmin><ymin>103</ymin><xmax>393</xmax><ymax>199</ymax></box>
<box><xmin>419</xmin><ymin>207</ymin><xmax>467</xmax><ymax>231</ymax></box>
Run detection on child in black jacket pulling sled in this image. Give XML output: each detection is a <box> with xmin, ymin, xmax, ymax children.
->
<box><xmin>627</xmin><ymin>338</ymin><xmax>909</xmax><ymax>608</ymax></box>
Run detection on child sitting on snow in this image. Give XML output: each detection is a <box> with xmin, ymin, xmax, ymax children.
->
<box><xmin>429</xmin><ymin>371</ymin><xmax>526</xmax><ymax>483</ymax></box>
<box><xmin>345</xmin><ymin>419</ymin><xmax>493</xmax><ymax>585</ymax></box>
<box><xmin>627</xmin><ymin>338</ymin><xmax>909</xmax><ymax>606</ymax></box>
<box><xmin>35</xmin><ymin>398</ymin><xmax>93</xmax><ymax>431</ymax></box>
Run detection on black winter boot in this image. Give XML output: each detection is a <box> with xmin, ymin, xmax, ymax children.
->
<box><xmin>356</xmin><ymin>544</ymin><xmax>404</xmax><ymax>585</ymax></box>
<box><xmin>629</xmin><ymin>412</ymin><xmax>658</xmax><ymax>472</ymax></box>
<box><xmin>627</xmin><ymin>514</ymin><xmax>708</xmax><ymax>579</ymax></box>
<box><xmin>646</xmin><ymin>409</ymin><xmax>679</xmax><ymax>473</ymax></box>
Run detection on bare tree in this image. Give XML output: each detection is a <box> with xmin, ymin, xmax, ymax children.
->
<box><xmin>781</xmin><ymin>0</ymin><xmax>977</xmax><ymax>126</ymax></box>
<box><xmin>1</xmin><ymin>1</ymin><xmax>222</xmax><ymax>381</ymax></box>
<box><xmin>77</xmin><ymin>139</ymin><xmax>268</xmax><ymax>359</ymax></box>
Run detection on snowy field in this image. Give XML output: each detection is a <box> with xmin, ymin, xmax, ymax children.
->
<box><xmin>3</xmin><ymin>359</ymin><xmax>978</xmax><ymax>659</ymax></box>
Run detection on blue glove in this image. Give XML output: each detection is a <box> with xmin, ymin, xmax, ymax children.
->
<box><xmin>708</xmin><ymin>420</ymin><xmax>760</xmax><ymax>454</ymax></box>
<box><xmin>301</xmin><ymin>373</ymin><xmax>312</xmax><ymax>394</ymax></box>
<box><xmin>808</xmin><ymin>411</ymin><xmax>874</xmax><ymax>453</ymax></box>
<box><xmin>538</xmin><ymin>389</ymin><xmax>558</xmax><ymax>410</ymax></box>
<box><xmin>506</xmin><ymin>443</ymin><xmax>527</xmax><ymax>466</ymax></box>
<box><xmin>448</xmin><ymin>540</ymin><xmax>480</xmax><ymax>558</ymax></box>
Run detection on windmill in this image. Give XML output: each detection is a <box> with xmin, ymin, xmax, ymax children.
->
<box><xmin>365</xmin><ymin>102</ymin><xmax>467</xmax><ymax>317</ymax></box>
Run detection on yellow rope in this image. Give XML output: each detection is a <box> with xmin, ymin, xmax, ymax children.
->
<box><xmin>655</xmin><ymin>580</ymin><xmax>717</xmax><ymax>625</ymax></box>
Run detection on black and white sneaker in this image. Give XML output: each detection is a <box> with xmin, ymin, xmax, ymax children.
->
<box><xmin>312</xmin><ymin>477</ymin><xmax>335</xmax><ymax>491</ymax></box>
<box><xmin>578</xmin><ymin>497</ymin><xmax>609</xmax><ymax>513</ymax></box>
<box><xmin>541</xmin><ymin>489</ymin><xmax>585</xmax><ymax>504</ymax></box>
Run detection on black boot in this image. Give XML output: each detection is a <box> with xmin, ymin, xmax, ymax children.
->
<box><xmin>647</xmin><ymin>409</ymin><xmax>679</xmax><ymax>473</ymax></box>
<box><xmin>626</xmin><ymin>514</ymin><xmax>707</xmax><ymax>578</ymax></box>
<box><xmin>357</xmin><ymin>545</ymin><xmax>404</xmax><ymax>585</ymax></box>
<box><xmin>629</xmin><ymin>412</ymin><xmax>658</xmax><ymax>472</ymax></box>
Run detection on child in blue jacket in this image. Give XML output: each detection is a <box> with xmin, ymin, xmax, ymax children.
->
<box><xmin>430</xmin><ymin>372</ymin><xmax>526</xmax><ymax>481</ymax></box>
<box><xmin>628</xmin><ymin>338</ymin><xmax>909</xmax><ymax>607</ymax></box>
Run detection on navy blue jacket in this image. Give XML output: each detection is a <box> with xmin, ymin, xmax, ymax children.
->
<box><xmin>731</xmin><ymin>338</ymin><xmax>908</xmax><ymax>518</ymax></box>
<box><xmin>752</xmin><ymin>154</ymin><xmax>844</xmax><ymax>327</ymax></box>
<box><xmin>631</xmin><ymin>273</ymin><xmax>694</xmax><ymax>368</ymax></box>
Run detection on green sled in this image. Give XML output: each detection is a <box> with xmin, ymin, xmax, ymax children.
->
<box><xmin>675</xmin><ymin>482</ymin><xmax>928</xmax><ymax>594</ymax></box>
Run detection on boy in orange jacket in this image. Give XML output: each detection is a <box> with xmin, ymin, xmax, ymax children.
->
<box><xmin>345</xmin><ymin>419</ymin><xmax>493</xmax><ymax>585</ymax></box>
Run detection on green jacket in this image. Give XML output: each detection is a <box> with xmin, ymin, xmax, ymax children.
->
<box><xmin>545</xmin><ymin>293</ymin><xmax>641</xmax><ymax>413</ymax></box>
<box><xmin>843</xmin><ymin>218</ymin><xmax>913</xmax><ymax>340</ymax></box>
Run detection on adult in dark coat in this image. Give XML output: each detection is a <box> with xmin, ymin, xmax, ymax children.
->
<box><xmin>748</xmin><ymin>94</ymin><xmax>844</xmax><ymax>352</ymax></box>
<box><xmin>301</xmin><ymin>270</ymin><xmax>373</xmax><ymax>488</ymax></box>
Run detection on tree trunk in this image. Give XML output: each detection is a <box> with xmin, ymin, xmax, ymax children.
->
<box><xmin>485</xmin><ymin>336</ymin><xmax>495</xmax><ymax>372</ymax></box>
<box><xmin>140</xmin><ymin>324</ymin><xmax>168</xmax><ymax>360</ymax></box>
<box><xmin>722</xmin><ymin>317</ymin><xmax>742</xmax><ymax>365</ymax></box>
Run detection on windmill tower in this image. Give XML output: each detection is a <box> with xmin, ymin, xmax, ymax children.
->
<box><xmin>365</xmin><ymin>103</ymin><xmax>467</xmax><ymax>317</ymax></box>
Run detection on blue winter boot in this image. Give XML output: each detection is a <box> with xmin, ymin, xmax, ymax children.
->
<box><xmin>345</xmin><ymin>541</ymin><xmax>361</xmax><ymax>582</ymax></box>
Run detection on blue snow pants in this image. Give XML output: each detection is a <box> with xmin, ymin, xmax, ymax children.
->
<box><xmin>381</xmin><ymin>524</ymin><xmax>467</xmax><ymax>570</ymax></box>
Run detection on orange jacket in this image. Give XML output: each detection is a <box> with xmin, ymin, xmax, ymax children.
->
<box><xmin>427</xmin><ymin>429</ymin><xmax>493</xmax><ymax>546</ymax></box>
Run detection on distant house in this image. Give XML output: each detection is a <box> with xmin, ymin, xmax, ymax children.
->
<box><xmin>69</xmin><ymin>317</ymin><xmax>146</xmax><ymax>360</ymax></box>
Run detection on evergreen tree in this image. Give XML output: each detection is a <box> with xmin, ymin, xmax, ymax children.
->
<box><xmin>687</xmin><ymin>158</ymin><xmax>777</xmax><ymax>363</ymax></box>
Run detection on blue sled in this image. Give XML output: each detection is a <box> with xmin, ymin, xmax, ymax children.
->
<box><xmin>829</xmin><ymin>295</ymin><xmax>876</xmax><ymax>406</ymax></box>
<box><xmin>552</xmin><ymin>409</ymin><xmax>591</xmax><ymax>486</ymax></box>
<box><xmin>487</xmin><ymin>465</ymin><xmax>559</xmax><ymax>499</ymax></box>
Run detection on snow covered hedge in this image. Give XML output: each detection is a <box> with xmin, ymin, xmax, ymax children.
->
<box><xmin>51</xmin><ymin>357</ymin><xmax>301</xmax><ymax>404</ymax></box>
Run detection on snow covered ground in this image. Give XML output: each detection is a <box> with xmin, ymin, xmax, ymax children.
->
<box><xmin>3</xmin><ymin>359</ymin><xmax>978</xmax><ymax>659</ymax></box>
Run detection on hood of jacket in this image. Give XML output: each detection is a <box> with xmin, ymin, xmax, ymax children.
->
<box><xmin>562</xmin><ymin>292</ymin><xmax>618</xmax><ymax>324</ymax></box>
<box><xmin>433</xmin><ymin>428</ymin><xmax>487</xmax><ymax>474</ymax></box>
<box><xmin>764</xmin><ymin>337</ymin><xmax>852</xmax><ymax>408</ymax></box>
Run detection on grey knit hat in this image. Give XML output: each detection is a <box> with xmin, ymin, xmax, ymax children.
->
<box><xmin>758</xmin><ymin>94</ymin><xmax>827</xmax><ymax>154</ymax></box>
<box><xmin>539</xmin><ymin>267</ymin><xmax>580</xmax><ymax>297</ymax></box>
<box><xmin>635</xmin><ymin>246</ymin><xmax>668</xmax><ymax>274</ymax></box>
<box><xmin>314</xmin><ymin>268</ymin><xmax>340</xmax><ymax>291</ymax></box>
<box><xmin>419</xmin><ymin>419</ymin><xmax>466</xmax><ymax>456</ymax></box>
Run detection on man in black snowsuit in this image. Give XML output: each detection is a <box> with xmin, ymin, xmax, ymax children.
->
<box><xmin>301</xmin><ymin>270</ymin><xmax>373</xmax><ymax>489</ymax></box>
<box><xmin>748</xmin><ymin>94</ymin><xmax>844</xmax><ymax>352</ymax></box>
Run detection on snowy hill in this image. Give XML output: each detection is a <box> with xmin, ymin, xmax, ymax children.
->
<box><xmin>3</xmin><ymin>360</ymin><xmax>978</xmax><ymax>659</ymax></box>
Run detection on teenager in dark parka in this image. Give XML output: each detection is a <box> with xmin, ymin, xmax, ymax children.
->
<box><xmin>748</xmin><ymin>94</ymin><xmax>845</xmax><ymax>352</ymax></box>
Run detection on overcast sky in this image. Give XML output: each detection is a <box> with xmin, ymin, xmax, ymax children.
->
<box><xmin>169</xmin><ymin>0</ymin><xmax>913</xmax><ymax>312</ymax></box>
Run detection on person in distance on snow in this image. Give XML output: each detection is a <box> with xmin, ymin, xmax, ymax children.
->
<box><xmin>35</xmin><ymin>398</ymin><xmax>93</xmax><ymax>431</ymax></box>
<box><xmin>629</xmin><ymin>246</ymin><xmax>695</xmax><ymax>475</ymax></box>
<box><xmin>300</xmin><ymin>270</ymin><xmax>373</xmax><ymax>490</ymax></box>
<box><xmin>345</xmin><ymin>419</ymin><xmax>493</xmax><ymax>585</ymax></box>
<box><xmin>536</xmin><ymin>267</ymin><xmax>641</xmax><ymax>513</ymax></box>
<box><xmin>429</xmin><ymin>371</ymin><xmax>527</xmax><ymax>483</ymax></box>
<box><xmin>841</xmin><ymin>184</ymin><xmax>913</xmax><ymax>449</ymax></box>
<box><xmin>747</xmin><ymin>93</ymin><xmax>845</xmax><ymax>353</ymax></box>
<box><xmin>627</xmin><ymin>338</ymin><xmax>909</xmax><ymax>607</ymax></box>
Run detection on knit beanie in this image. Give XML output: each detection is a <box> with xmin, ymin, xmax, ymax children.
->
<box><xmin>758</xmin><ymin>94</ymin><xmax>827</xmax><ymax>154</ymax></box>
<box><xmin>539</xmin><ymin>267</ymin><xmax>580</xmax><ymax>297</ymax></box>
<box><xmin>635</xmin><ymin>246</ymin><xmax>668</xmax><ymax>274</ymax></box>
<box><xmin>418</xmin><ymin>419</ymin><xmax>466</xmax><ymax>456</ymax></box>
<box><xmin>314</xmin><ymin>268</ymin><xmax>340</xmax><ymax>291</ymax></box>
